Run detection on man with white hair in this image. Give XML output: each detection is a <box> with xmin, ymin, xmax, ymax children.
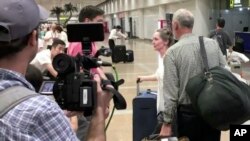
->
<box><xmin>161</xmin><ymin>9</ymin><xmax>226</xmax><ymax>141</ymax></box>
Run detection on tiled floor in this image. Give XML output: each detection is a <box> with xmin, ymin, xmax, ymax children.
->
<box><xmin>96</xmin><ymin>37</ymin><xmax>250</xmax><ymax>141</ymax></box>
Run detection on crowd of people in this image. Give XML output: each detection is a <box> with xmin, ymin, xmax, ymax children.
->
<box><xmin>38</xmin><ymin>23</ymin><xmax>69</xmax><ymax>50</ymax></box>
<box><xmin>1</xmin><ymin>0</ymin><xmax>247</xmax><ymax>141</ymax></box>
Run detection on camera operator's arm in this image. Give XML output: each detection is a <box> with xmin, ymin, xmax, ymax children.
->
<box><xmin>96</xmin><ymin>67</ymin><xmax>108</xmax><ymax>80</ymax></box>
<box><xmin>86</xmin><ymin>74</ymin><xmax>112</xmax><ymax>141</ymax></box>
<box><xmin>44</xmin><ymin>63</ymin><xmax>58</xmax><ymax>78</ymax></box>
<box><xmin>69</xmin><ymin>116</ymin><xmax>78</xmax><ymax>132</ymax></box>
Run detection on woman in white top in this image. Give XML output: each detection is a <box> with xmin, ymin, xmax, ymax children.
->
<box><xmin>137</xmin><ymin>28</ymin><xmax>174</xmax><ymax>132</ymax></box>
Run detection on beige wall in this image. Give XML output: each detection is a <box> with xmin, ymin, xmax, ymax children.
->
<box><xmin>103</xmin><ymin>0</ymin><xmax>217</xmax><ymax>39</ymax></box>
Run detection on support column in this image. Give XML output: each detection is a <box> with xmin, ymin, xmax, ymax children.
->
<box><xmin>158</xmin><ymin>5</ymin><xmax>166</xmax><ymax>19</ymax></box>
<box><xmin>124</xmin><ymin>12</ymin><xmax>130</xmax><ymax>33</ymax></box>
<box><xmin>138</xmin><ymin>9</ymin><xmax>144</xmax><ymax>39</ymax></box>
<box><xmin>194</xmin><ymin>0</ymin><xmax>211</xmax><ymax>35</ymax></box>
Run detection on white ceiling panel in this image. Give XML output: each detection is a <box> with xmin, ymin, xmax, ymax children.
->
<box><xmin>36</xmin><ymin>0</ymin><xmax>105</xmax><ymax>11</ymax></box>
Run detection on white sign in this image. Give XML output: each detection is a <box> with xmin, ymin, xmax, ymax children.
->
<box><xmin>235</xmin><ymin>0</ymin><xmax>241</xmax><ymax>4</ymax></box>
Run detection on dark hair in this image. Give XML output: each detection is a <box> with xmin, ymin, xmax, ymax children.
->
<box><xmin>116</xmin><ymin>25</ymin><xmax>122</xmax><ymax>29</ymax></box>
<box><xmin>156</xmin><ymin>28</ymin><xmax>175</xmax><ymax>47</ymax></box>
<box><xmin>78</xmin><ymin>5</ymin><xmax>104</xmax><ymax>22</ymax></box>
<box><xmin>0</xmin><ymin>33</ymin><xmax>32</xmax><ymax>59</ymax></box>
<box><xmin>217</xmin><ymin>18</ymin><xmax>225</xmax><ymax>28</ymax></box>
<box><xmin>55</xmin><ymin>25</ymin><xmax>63</xmax><ymax>33</ymax></box>
<box><xmin>52</xmin><ymin>38</ymin><xmax>66</xmax><ymax>48</ymax></box>
<box><xmin>25</xmin><ymin>64</ymin><xmax>43</xmax><ymax>92</ymax></box>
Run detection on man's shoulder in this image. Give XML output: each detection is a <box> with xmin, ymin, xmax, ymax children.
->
<box><xmin>219</xmin><ymin>29</ymin><xmax>230</xmax><ymax>36</ymax></box>
<box><xmin>210</xmin><ymin>29</ymin><xmax>216</xmax><ymax>33</ymax></box>
<box><xmin>15</xmin><ymin>95</ymin><xmax>62</xmax><ymax>114</ymax></box>
<box><xmin>208</xmin><ymin>29</ymin><xmax>217</xmax><ymax>37</ymax></box>
<box><xmin>35</xmin><ymin>50</ymin><xmax>51</xmax><ymax>61</ymax></box>
<box><xmin>40</xmin><ymin>49</ymin><xmax>51</xmax><ymax>55</ymax></box>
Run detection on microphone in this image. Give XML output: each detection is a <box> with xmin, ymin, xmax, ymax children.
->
<box><xmin>97</xmin><ymin>60</ymin><xmax>112</xmax><ymax>67</ymax></box>
<box><xmin>80</xmin><ymin>55</ymin><xmax>112</xmax><ymax>69</ymax></box>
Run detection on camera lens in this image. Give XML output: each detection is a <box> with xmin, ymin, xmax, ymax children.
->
<box><xmin>53</xmin><ymin>54</ymin><xmax>75</xmax><ymax>75</ymax></box>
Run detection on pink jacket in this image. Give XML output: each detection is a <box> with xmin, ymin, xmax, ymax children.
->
<box><xmin>67</xmin><ymin>42</ymin><xmax>98</xmax><ymax>73</ymax></box>
<box><xmin>67</xmin><ymin>42</ymin><xmax>97</xmax><ymax>57</ymax></box>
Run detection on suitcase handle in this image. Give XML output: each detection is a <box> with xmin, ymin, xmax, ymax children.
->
<box><xmin>136</xmin><ymin>78</ymin><xmax>141</xmax><ymax>96</ymax></box>
<box><xmin>136</xmin><ymin>79</ymin><xmax>154</xmax><ymax>96</ymax></box>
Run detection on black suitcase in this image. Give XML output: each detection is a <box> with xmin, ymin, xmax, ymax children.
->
<box><xmin>126</xmin><ymin>50</ymin><xmax>134</xmax><ymax>62</ymax></box>
<box><xmin>112</xmin><ymin>45</ymin><xmax>126</xmax><ymax>63</ymax></box>
<box><xmin>133</xmin><ymin>82</ymin><xmax>157</xmax><ymax>141</ymax></box>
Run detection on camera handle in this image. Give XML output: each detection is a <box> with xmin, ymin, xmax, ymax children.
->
<box><xmin>101</xmin><ymin>80</ymin><xmax>127</xmax><ymax>110</ymax></box>
<box><xmin>81</xmin><ymin>40</ymin><xmax>92</xmax><ymax>56</ymax></box>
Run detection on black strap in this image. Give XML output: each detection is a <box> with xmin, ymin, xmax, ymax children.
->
<box><xmin>102</xmin><ymin>86</ymin><xmax>127</xmax><ymax>110</ymax></box>
<box><xmin>199</xmin><ymin>36</ymin><xmax>209</xmax><ymax>72</ymax></box>
<box><xmin>101</xmin><ymin>78</ymin><xmax>126</xmax><ymax>110</ymax></box>
<box><xmin>0</xmin><ymin>86</ymin><xmax>38</xmax><ymax>118</ymax></box>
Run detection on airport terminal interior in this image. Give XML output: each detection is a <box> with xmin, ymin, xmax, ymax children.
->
<box><xmin>2</xmin><ymin>0</ymin><xmax>250</xmax><ymax>140</ymax></box>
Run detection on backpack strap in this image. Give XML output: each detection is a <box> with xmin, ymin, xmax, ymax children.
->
<box><xmin>0</xmin><ymin>86</ymin><xmax>39</xmax><ymax>118</ymax></box>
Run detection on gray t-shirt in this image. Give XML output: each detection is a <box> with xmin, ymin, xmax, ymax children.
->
<box><xmin>208</xmin><ymin>29</ymin><xmax>233</xmax><ymax>56</ymax></box>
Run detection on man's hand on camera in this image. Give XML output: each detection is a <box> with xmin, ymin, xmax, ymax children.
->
<box><xmin>96</xmin><ymin>67</ymin><xmax>108</xmax><ymax>80</ymax></box>
<box><xmin>63</xmin><ymin>110</ymin><xmax>82</xmax><ymax>117</ymax></box>
<box><xmin>86</xmin><ymin>74</ymin><xmax>112</xmax><ymax>141</ymax></box>
<box><xmin>93</xmin><ymin>74</ymin><xmax>113</xmax><ymax>119</ymax></box>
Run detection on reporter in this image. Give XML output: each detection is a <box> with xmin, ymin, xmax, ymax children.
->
<box><xmin>0</xmin><ymin>1</ymin><xmax>112</xmax><ymax>140</ymax></box>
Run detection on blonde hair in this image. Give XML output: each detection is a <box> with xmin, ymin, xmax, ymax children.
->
<box><xmin>156</xmin><ymin>28</ymin><xmax>174</xmax><ymax>47</ymax></box>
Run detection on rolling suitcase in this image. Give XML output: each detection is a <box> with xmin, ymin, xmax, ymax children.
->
<box><xmin>126</xmin><ymin>50</ymin><xmax>134</xmax><ymax>62</ymax></box>
<box><xmin>133</xmin><ymin>82</ymin><xmax>157</xmax><ymax>141</ymax></box>
<box><xmin>112</xmin><ymin>45</ymin><xmax>126</xmax><ymax>63</ymax></box>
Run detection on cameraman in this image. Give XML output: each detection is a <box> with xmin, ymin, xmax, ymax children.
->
<box><xmin>0</xmin><ymin>0</ymin><xmax>112</xmax><ymax>140</ymax></box>
<box><xmin>30</xmin><ymin>38</ymin><xmax>65</xmax><ymax>78</ymax></box>
<box><xmin>67</xmin><ymin>5</ymin><xmax>110</xmax><ymax>140</ymax></box>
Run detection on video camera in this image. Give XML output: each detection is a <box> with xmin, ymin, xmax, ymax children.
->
<box><xmin>52</xmin><ymin>23</ymin><xmax>126</xmax><ymax>116</ymax></box>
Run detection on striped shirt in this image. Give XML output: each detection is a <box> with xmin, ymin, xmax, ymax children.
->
<box><xmin>0</xmin><ymin>68</ymin><xmax>78</xmax><ymax>141</ymax></box>
<box><xmin>162</xmin><ymin>33</ymin><xmax>226</xmax><ymax>123</ymax></box>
